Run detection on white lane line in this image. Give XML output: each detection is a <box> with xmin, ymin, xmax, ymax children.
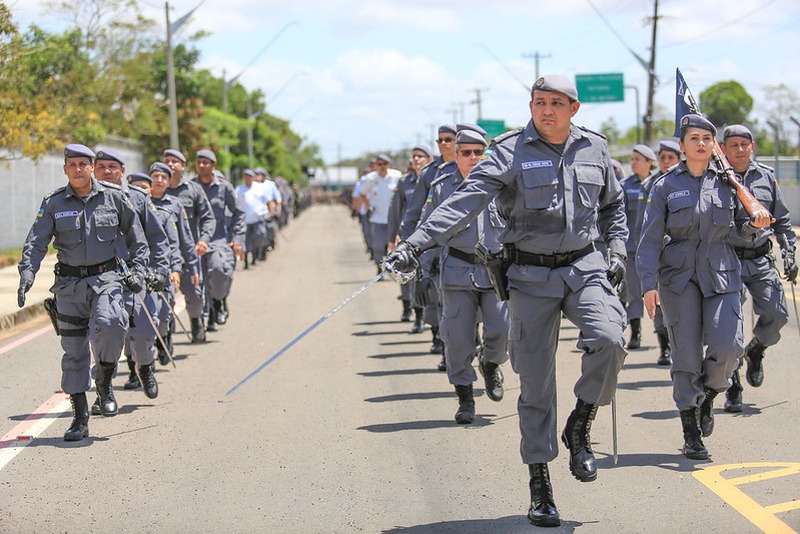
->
<box><xmin>0</xmin><ymin>324</ymin><xmax>53</xmax><ymax>357</ymax></box>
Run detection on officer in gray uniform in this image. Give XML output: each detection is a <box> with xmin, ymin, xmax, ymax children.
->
<box><xmin>17</xmin><ymin>144</ymin><xmax>149</xmax><ymax>441</ymax></box>
<box><xmin>721</xmin><ymin>124</ymin><xmax>796</xmax><ymax>411</ymax></box>
<box><xmin>163</xmin><ymin>148</ymin><xmax>216</xmax><ymax>343</ymax></box>
<box><xmin>426</xmin><ymin>128</ymin><xmax>509</xmax><ymax>424</ymax></box>
<box><xmin>619</xmin><ymin>144</ymin><xmax>657</xmax><ymax>351</ymax></box>
<box><xmin>193</xmin><ymin>149</ymin><xmax>246</xmax><ymax>331</ymax></box>
<box><xmin>92</xmin><ymin>149</ymin><xmax>170</xmax><ymax>409</ymax></box>
<box><xmin>637</xmin><ymin>114</ymin><xmax>771</xmax><ymax>461</ymax></box>
<box><xmin>386</xmin><ymin>75</ymin><xmax>628</xmax><ymax>528</ymax></box>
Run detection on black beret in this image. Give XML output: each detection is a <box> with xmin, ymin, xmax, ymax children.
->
<box><xmin>149</xmin><ymin>161</ymin><xmax>173</xmax><ymax>177</ymax></box>
<box><xmin>95</xmin><ymin>148</ymin><xmax>125</xmax><ymax>166</ymax></box>
<box><xmin>722</xmin><ymin>124</ymin><xmax>753</xmax><ymax>142</ymax></box>
<box><xmin>64</xmin><ymin>143</ymin><xmax>95</xmax><ymax>160</ymax></box>
<box><xmin>679</xmin><ymin>114</ymin><xmax>717</xmax><ymax>137</ymax></box>
<box><xmin>128</xmin><ymin>172</ymin><xmax>152</xmax><ymax>185</ymax></box>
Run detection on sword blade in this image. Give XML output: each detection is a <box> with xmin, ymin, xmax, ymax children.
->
<box><xmin>134</xmin><ymin>291</ymin><xmax>176</xmax><ymax>369</ymax></box>
<box><xmin>790</xmin><ymin>283</ymin><xmax>800</xmax><ymax>340</ymax></box>
<box><xmin>158</xmin><ymin>290</ymin><xmax>192</xmax><ymax>343</ymax></box>
<box><xmin>225</xmin><ymin>270</ymin><xmax>387</xmax><ymax>396</ymax></box>
<box><xmin>612</xmin><ymin>394</ymin><xmax>618</xmax><ymax>465</ymax></box>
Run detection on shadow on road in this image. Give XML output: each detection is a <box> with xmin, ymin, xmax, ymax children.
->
<box><xmin>359</xmin><ymin>368</ymin><xmax>442</xmax><ymax>377</ymax></box>
<box><xmin>382</xmin><ymin>516</ymin><xmax>582</xmax><ymax>533</ymax></box>
<box><xmin>596</xmin><ymin>451</ymin><xmax>712</xmax><ymax>472</ymax></box>
<box><xmin>367</xmin><ymin>351</ymin><xmax>432</xmax><ymax>360</ymax></box>
<box><xmin>364</xmin><ymin>391</ymin><xmax>454</xmax><ymax>403</ymax></box>
<box><xmin>352</xmin><ymin>329</ymin><xmax>409</xmax><ymax>337</ymax></box>
<box><xmin>617</xmin><ymin>379</ymin><xmax>672</xmax><ymax>391</ymax></box>
<box><xmin>357</xmin><ymin>416</ymin><xmax>494</xmax><ymax>432</ymax></box>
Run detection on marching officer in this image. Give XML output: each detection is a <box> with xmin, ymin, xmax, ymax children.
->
<box><xmin>163</xmin><ymin>148</ymin><xmax>216</xmax><ymax>343</ymax></box>
<box><xmin>193</xmin><ymin>150</ymin><xmax>246</xmax><ymax>331</ymax></box>
<box><xmin>386</xmin><ymin>75</ymin><xmax>629</xmax><ymax>527</ymax></box>
<box><xmin>637</xmin><ymin>115</ymin><xmax>771</xmax><ymax>460</ymax></box>
<box><xmin>721</xmin><ymin>124</ymin><xmax>796</xmax><ymax>411</ymax></box>
<box><xmin>17</xmin><ymin>144</ymin><xmax>149</xmax><ymax>441</ymax></box>
<box><xmin>235</xmin><ymin>169</ymin><xmax>276</xmax><ymax>268</ymax></box>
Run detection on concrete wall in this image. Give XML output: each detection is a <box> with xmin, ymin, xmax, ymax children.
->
<box><xmin>0</xmin><ymin>138</ymin><xmax>145</xmax><ymax>250</ymax></box>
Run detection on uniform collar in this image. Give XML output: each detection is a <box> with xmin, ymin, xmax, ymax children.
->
<box><xmin>522</xmin><ymin>120</ymin><xmax>581</xmax><ymax>145</ymax></box>
<box><xmin>65</xmin><ymin>177</ymin><xmax>100</xmax><ymax>199</ymax></box>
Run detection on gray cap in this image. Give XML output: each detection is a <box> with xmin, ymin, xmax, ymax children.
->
<box><xmin>632</xmin><ymin>144</ymin><xmax>657</xmax><ymax>161</ymax></box>
<box><xmin>679</xmin><ymin>114</ymin><xmax>716</xmax><ymax>137</ymax></box>
<box><xmin>412</xmin><ymin>144</ymin><xmax>433</xmax><ymax>157</ymax></box>
<box><xmin>532</xmin><ymin>74</ymin><xmax>578</xmax><ymax>101</ymax></box>
<box><xmin>95</xmin><ymin>148</ymin><xmax>125</xmax><ymax>166</ymax></box>
<box><xmin>149</xmin><ymin>161</ymin><xmax>172</xmax><ymax>177</ymax></box>
<box><xmin>438</xmin><ymin>124</ymin><xmax>456</xmax><ymax>135</ymax></box>
<box><xmin>456</xmin><ymin>129</ymin><xmax>488</xmax><ymax>147</ymax></box>
<box><xmin>658</xmin><ymin>139</ymin><xmax>681</xmax><ymax>156</ymax></box>
<box><xmin>64</xmin><ymin>143</ymin><xmax>95</xmax><ymax>160</ymax></box>
<box><xmin>163</xmin><ymin>148</ymin><xmax>186</xmax><ymax>163</ymax></box>
<box><xmin>196</xmin><ymin>149</ymin><xmax>217</xmax><ymax>163</ymax></box>
<box><xmin>456</xmin><ymin>123</ymin><xmax>487</xmax><ymax>136</ymax></box>
<box><xmin>254</xmin><ymin>167</ymin><xmax>268</xmax><ymax>176</ymax></box>
<box><xmin>723</xmin><ymin>124</ymin><xmax>753</xmax><ymax>142</ymax></box>
<box><xmin>375</xmin><ymin>154</ymin><xmax>392</xmax><ymax>165</ymax></box>
<box><xmin>128</xmin><ymin>172</ymin><xmax>152</xmax><ymax>185</ymax></box>
<box><xmin>243</xmin><ymin>169</ymin><xmax>255</xmax><ymax>177</ymax></box>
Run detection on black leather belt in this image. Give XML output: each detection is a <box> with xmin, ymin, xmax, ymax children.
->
<box><xmin>55</xmin><ymin>258</ymin><xmax>118</xmax><ymax>278</ymax></box>
<box><xmin>504</xmin><ymin>243</ymin><xmax>596</xmax><ymax>268</ymax></box>
<box><xmin>448</xmin><ymin>248</ymin><xmax>479</xmax><ymax>264</ymax></box>
<box><xmin>734</xmin><ymin>240</ymin><xmax>771</xmax><ymax>260</ymax></box>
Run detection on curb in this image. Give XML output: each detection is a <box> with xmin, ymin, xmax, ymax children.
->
<box><xmin>0</xmin><ymin>302</ymin><xmax>46</xmax><ymax>331</ymax></box>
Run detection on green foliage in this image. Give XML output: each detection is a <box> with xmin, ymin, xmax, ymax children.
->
<box><xmin>699</xmin><ymin>81</ymin><xmax>753</xmax><ymax>128</ymax></box>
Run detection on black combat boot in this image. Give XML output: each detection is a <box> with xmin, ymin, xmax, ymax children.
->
<box><xmin>157</xmin><ymin>329</ymin><xmax>171</xmax><ymax>366</ymax></box>
<box><xmin>627</xmin><ymin>318</ymin><xmax>641</xmax><ymax>350</ymax></box>
<box><xmin>698</xmin><ymin>387</ymin><xmax>719</xmax><ymax>437</ymax></box>
<box><xmin>656</xmin><ymin>332</ymin><xmax>672</xmax><ymax>366</ymax></box>
<box><xmin>64</xmin><ymin>392</ymin><xmax>89</xmax><ymax>442</ymax></box>
<box><xmin>430</xmin><ymin>327</ymin><xmax>444</xmax><ymax>354</ymax></box>
<box><xmin>206</xmin><ymin>307</ymin><xmax>217</xmax><ymax>332</ymax></box>
<box><xmin>680</xmin><ymin>408</ymin><xmax>708</xmax><ymax>459</ymax></box>
<box><xmin>94</xmin><ymin>361</ymin><xmax>118</xmax><ymax>417</ymax></box>
<box><xmin>744</xmin><ymin>338</ymin><xmax>766</xmax><ymax>387</ymax></box>
<box><xmin>217</xmin><ymin>298</ymin><xmax>229</xmax><ymax>324</ymax></box>
<box><xmin>527</xmin><ymin>463</ymin><xmax>560</xmax><ymax>527</ymax></box>
<box><xmin>561</xmin><ymin>398</ymin><xmax>598</xmax><ymax>482</ymax></box>
<box><xmin>190</xmin><ymin>317</ymin><xmax>206</xmax><ymax>343</ymax></box>
<box><xmin>724</xmin><ymin>369</ymin><xmax>743</xmax><ymax>413</ymax></box>
<box><xmin>478</xmin><ymin>357</ymin><xmax>504</xmax><ymax>402</ymax></box>
<box><xmin>411</xmin><ymin>308</ymin><xmax>424</xmax><ymax>333</ymax></box>
<box><xmin>137</xmin><ymin>363</ymin><xmax>159</xmax><ymax>399</ymax></box>
<box><xmin>454</xmin><ymin>384</ymin><xmax>475</xmax><ymax>424</ymax></box>
<box><xmin>400</xmin><ymin>300</ymin><xmax>412</xmax><ymax>322</ymax></box>
<box><xmin>123</xmin><ymin>354</ymin><xmax>141</xmax><ymax>389</ymax></box>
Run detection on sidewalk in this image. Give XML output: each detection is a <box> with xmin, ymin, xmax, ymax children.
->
<box><xmin>0</xmin><ymin>254</ymin><xmax>58</xmax><ymax>330</ymax></box>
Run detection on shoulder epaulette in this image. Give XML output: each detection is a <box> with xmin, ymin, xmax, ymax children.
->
<box><xmin>128</xmin><ymin>183</ymin><xmax>147</xmax><ymax>195</ymax></box>
<box><xmin>437</xmin><ymin>159</ymin><xmax>456</xmax><ymax>171</ymax></box>
<box><xmin>44</xmin><ymin>185</ymin><xmax>68</xmax><ymax>199</ymax></box>
<box><xmin>101</xmin><ymin>181</ymin><xmax>122</xmax><ymax>190</ymax></box>
<box><xmin>491</xmin><ymin>127</ymin><xmax>524</xmax><ymax>145</ymax></box>
<box><xmin>430</xmin><ymin>171</ymin><xmax>456</xmax><ymax>189</ymax></box>
<box><xmin>577</xmin><ymin>126</ymin><xmax>606</xmax><ymax>140</ymax></box>
<box><xmin>755</xmin><ymin>161</ymin><xmax>775</xmax><ymax>173</ymax></box>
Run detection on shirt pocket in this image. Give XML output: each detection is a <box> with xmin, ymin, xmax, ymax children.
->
<box><xmin>666</xmin><ymin>194</ymin><xmax>694</xmax><ymax>231</ymax></box>
<box><xmin>93</xmin><ymin>209</ymin><xmax>119</xmax><ymax>242</ymax></box>
<box><xmin>521</xmin><ymin>168</ymin><xmax>558</xmax><ymax>209</ymax></box>
<box><xmin>575</xmin><ymin>165</ymin><xmax>605</xmax><ymax>208</ymax></box>
<box><xmin>710</xmin><ymin>191</ymin><xmax>733</xmax><ymax>228</ymax></box>
<box><xmin>55</xmin><ymin>216</ymin><xmax>81</xmax><ymax>247</ymax></box>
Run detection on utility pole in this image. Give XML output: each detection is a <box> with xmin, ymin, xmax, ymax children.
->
<box><xmin>469</xmin><ymin>88</ymin><xmax>489</xmax><ymax>120</ymax></box>
<box><xmin>522</xmin><ymin>51</ymin><xmax>551</xmax><ymax>81</ymax></box>
<box><xmin>767</xmin><ymin>121</ymin><xmax>781</xmax><ymax>179</ymax></box>
<box><xmin>643</xmin><ymin>0</ymin><xmax>660</xmax><ymax>143</ymax></box>
<box><xmin>165</xmin><ymin>2</ymin><xmax>179</xmax><ymax>148</ymax></box>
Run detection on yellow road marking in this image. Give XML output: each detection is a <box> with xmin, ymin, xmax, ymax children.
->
<box><xmin>693</xmin><ymin>462</ymin><xmax>800</xmax><ymax>534</ymax></box>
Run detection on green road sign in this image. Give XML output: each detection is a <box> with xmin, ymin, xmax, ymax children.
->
<box><xmin>575</xmin><ymin>73</ymin><xmax>624</xmax><ymax>103</ymax></box>
<box><xmin>477</xmin><ymin>119</ymin><xmax>506</xmax><ymax>138</ymax></box>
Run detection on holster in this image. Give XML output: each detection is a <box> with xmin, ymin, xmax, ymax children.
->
<box><xmin>474</xmin><ymin>242</ymin><xmax>510</xmax><ymax>301</ymax></box>
<box><xmin>43</xmin><ymin>297</ymin><xmax>60</xmax><ymax>335</ymax></box>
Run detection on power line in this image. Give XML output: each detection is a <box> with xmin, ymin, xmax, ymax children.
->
<box><xmin>661</xmin><ymin>0</ymin><xmax>781</xmax><ymax>48</ymax></box>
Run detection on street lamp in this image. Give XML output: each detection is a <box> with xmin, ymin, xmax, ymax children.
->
<box><xmin>625</xmin><ymin>85</ymin><xmax>641</xmax><ymax>144</ymax></box>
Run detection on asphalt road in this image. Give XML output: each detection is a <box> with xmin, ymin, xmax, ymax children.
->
<box><xmin>0</xmin><ymin>204</ymin><xmax>798</xmax><ymax>533</ymax></box>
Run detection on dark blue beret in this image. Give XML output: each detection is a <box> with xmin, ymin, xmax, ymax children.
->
<box><xmin>196</xmin><ymin>149</ymin><xmax>217</xmax><ymax>163</ymax></box>
<box><xmin>632</xmin><ymin>144</ymin><xmax>657</xmax><ymax>161</ymax></box>
<box><xmin>64</xmin><ymin>143</ymin><xmax>95</xmax><ymax>160</ymax></box>
<box><xmin>412</xmin><ymin>144</ymin><xmax>433</xmax><ymax>157</ymax></box>
<box><xmin>532</xmin><ymin>74</ymin><xmax>578</xmax><ymax>101</ymax></box>
<box><xmin>456</xmin><ymin>123</ymin><xmax>487</xmax><ymax>136</ymax></box>
<box><xmin>723</xmin><ymin>124</ymin><xmax>753</xmax><ymax>142</ymax></box>
<box><xmin>456</xmin><ymin>129</ymin><xmax>488</xmax><ymax>146</ymax></box>
<box><xmin>149</xmin><ymin>161</ymin><xmax>172</xmax><ymax>177</ymax></box>
<box><xmin>128</xmin><ymin>172</ymin><xmax>152</xmax><ymax>185</ymax></box>
<box><xmin>679</xmin><ymin>114</ymin><xmax>717</xmax><ymax>137</ymax></box>
<box><xmin>438</xmin><ymin>124</ymin><xmax>456</xmax><ymax>135</ymax></box>
<box><xmin>163</xmin><ymin>148</ymin><xmax>186</xmax><ymax>163</ymax></box>
<box><xmin>659</xmin><ymin>140</ymin><xmax>681</xmax><ymax>155</ymax></box>
<box><xmin>95</xmin><ymin>148</ymin><xmax>125</xmax><ymax>166</ymax></box>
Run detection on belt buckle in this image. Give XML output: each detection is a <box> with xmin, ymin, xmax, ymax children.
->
<box><xmin>79</xmin><ymin>266</ymin><xmax>88</xmax><ymax>277</ymax></box>
<box><xmin>554</xmin><ymin>252</ymin><xmax>569</xmax><ymax>264</ymax></box>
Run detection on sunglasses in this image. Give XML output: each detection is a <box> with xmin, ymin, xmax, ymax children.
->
<box><xmin>437</xmin><ymin>137</ymin><xmax>455</xmax><ymax>143</ymax></box>
<box><xmin>459</xmin><ymin>149</ymin><xmax>485</xmax><ymax>157</ymax></box>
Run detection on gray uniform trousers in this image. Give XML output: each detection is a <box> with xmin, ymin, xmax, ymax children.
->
<box><xmin>245</xmin><ymin>220</ymin><xmax>269</xmax><ymax>255</ymax></box>
<box><xmin>507</xmin><ymin>268</ymin><xmax>626</xmax><ymax>465</ymax></box>
<box><xmin>441</xmin><ymin>288</ymin><xmax>508</xmax><ymax>385</ymax></box>
<box><xmin>622</xmin><ymin>254</ymin><xmax>644</xmax><ymax>320</ymax></box>
<box><xmin>203</xmin><ymin>241</ymin><xmax>235</xmax><ymax>302</ymax></box>
<box><xmin>156</xmin><ymin>285</ymin><xmax>174</xmax><ymax>339</ymax></box>
<box><xmin>54</xmin><ymin>273</ymin><xmax>129</xmax><ymax>395</ymax></box>
<box><xmin>127</xmin><ymin>288</ymin><xmax>158</xmax><ymax>366</ymax></box>
<box><xmin>660</xmin><ymin>279</ymin><xmax>743</xmax><ymax>410</ymax></box>
<box><xmin>180</xmin><ymin>268</ymin><xmax>205</xmax><ymax>318</ymax></box>
<box><xmin>740</xmin><ymin>256</ymin><xmax>788</xmax><ymax>347</ymax></box>
<box><xmin>369</xmin><ymin>222</ymin><xmax>389</xmax><ymax>265</ymax></box>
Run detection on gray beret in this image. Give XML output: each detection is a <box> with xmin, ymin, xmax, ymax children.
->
<box><xmin>375</xmin><ymin>154</ymin><xmax>392</xmax><ymax>165</ymax></box>
<box><xmin>532</xmin><ymin>74</ymin><xmax>578</xmax><ymax>101</ymax></box>
<box><xmin>243</xmin><ymin>169</ymin><xmax>255</xmax><ymax>177</ymax></box>
<box><xmin>412</xmin><ymin>144</ymin><xmax>433</xmax><ymax>157</ymax></box>
<box><xmin>723</xmin><ymin>124</ymin><xmax>753</xmax><ymax>142</ymax></box>
<box><xmin>632</xmin><ymin>144</ymin><xmax>657</xmax><ymax>161</ymax></box>
<box><xmin>679</xmin><ymin>114</ymin><xmax>716</xmax><ymax>137</ymax></box>
<box><xmin>456</xmin><ymin>123</ymin><xmax>487</xmax><ymax>136</ymax></box>
<box><xmin>149</xmin><ymin>161</ymin><xmax>172</xmax><ymax>177</ymax></box>
<box><xmin>456</xmin><ymin>129</ymin><xmax>488</xmax><ymax>147</ymax></box>
<box><xmin>128</xmin><ymin>172</ymin><xmax>152</xmax><ymax>185</ymax></box>
<box><xmin>64</xmin><ymin>143</ymin><xmax>95</xmax><ymax>160</ymax></box>
<box><xmin>438</xmin><ymin>124</ymin><xmax>456</xmax><ymax>135</ymax></box>
<box><xmin>95</xmin><ymin>148</ymin><xmax>125</xmax><ymax>166</ymax></box>
<box><xmin>163</xmin><ymin>148</ymin><xmax>186</xmax><ymax>163</ymax></box>
<box><xmin>658</xmin><ymin>140</ymin><xmax>681</xmax><ymax>156</ymax></box>
<box><xmin>196</xmin><ymin>149</ymin><xmax>217</xmax><ymax>163</ymax></box>
<box><xmin>254</xmin><ymin>167</ymin><xmax>268</xmax><ymax>176</ymax></box>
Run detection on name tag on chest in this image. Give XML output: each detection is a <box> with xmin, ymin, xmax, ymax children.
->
<box><xmin>54</xmin><ymin>210</ymin><xmax>79</xmax><ymax>220</ymax></box>
<box><xmin>522</xmin><ymin>160</ymin><xmax>554</xmax><ymax>170</ymax></box>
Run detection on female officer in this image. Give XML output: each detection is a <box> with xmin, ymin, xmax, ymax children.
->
<box><xmin>636</xmin><ymin>114</ymin><xmax>771</xmax><ymax>460</ymax></box>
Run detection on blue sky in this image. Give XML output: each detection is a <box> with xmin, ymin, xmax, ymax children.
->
<box><xmin>10</xmin><ymin>0</ymin><xmax>800</xmax><ymax>163</ymax></box>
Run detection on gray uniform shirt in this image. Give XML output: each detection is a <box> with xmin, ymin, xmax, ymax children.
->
<box><xmin>194</xmin><ymin>176</ymin><xmax>246</xmax><ymax>245</ymax></box>
<box><xmin>166</xmin><ymin>176</ymin><xmax>216</xmax><ymax>245</ymax></box>
<box><xmin>152</xmin><ymin>194</ymin><xmax>200</xmax><ymax>277</ymax></box>
<box><xmin>116</xmin><ymin>183</ymin><xmax>170</xmax><ymax>275</ymax></box>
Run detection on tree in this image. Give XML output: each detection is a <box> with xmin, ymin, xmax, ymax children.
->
<box><xmin>761</xmin><ymin>83</ymin><xmax>800</xmax><ymax>156</ymax></box>
<box><xmin>698</xmin><ymin>81</ymin><xmax>753</xmax><ymax>128</ymax></box>
<box><xmin>599</xmin><ymin>117</ymin><xmax>620</xmax><ymax>144</ymax></box>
